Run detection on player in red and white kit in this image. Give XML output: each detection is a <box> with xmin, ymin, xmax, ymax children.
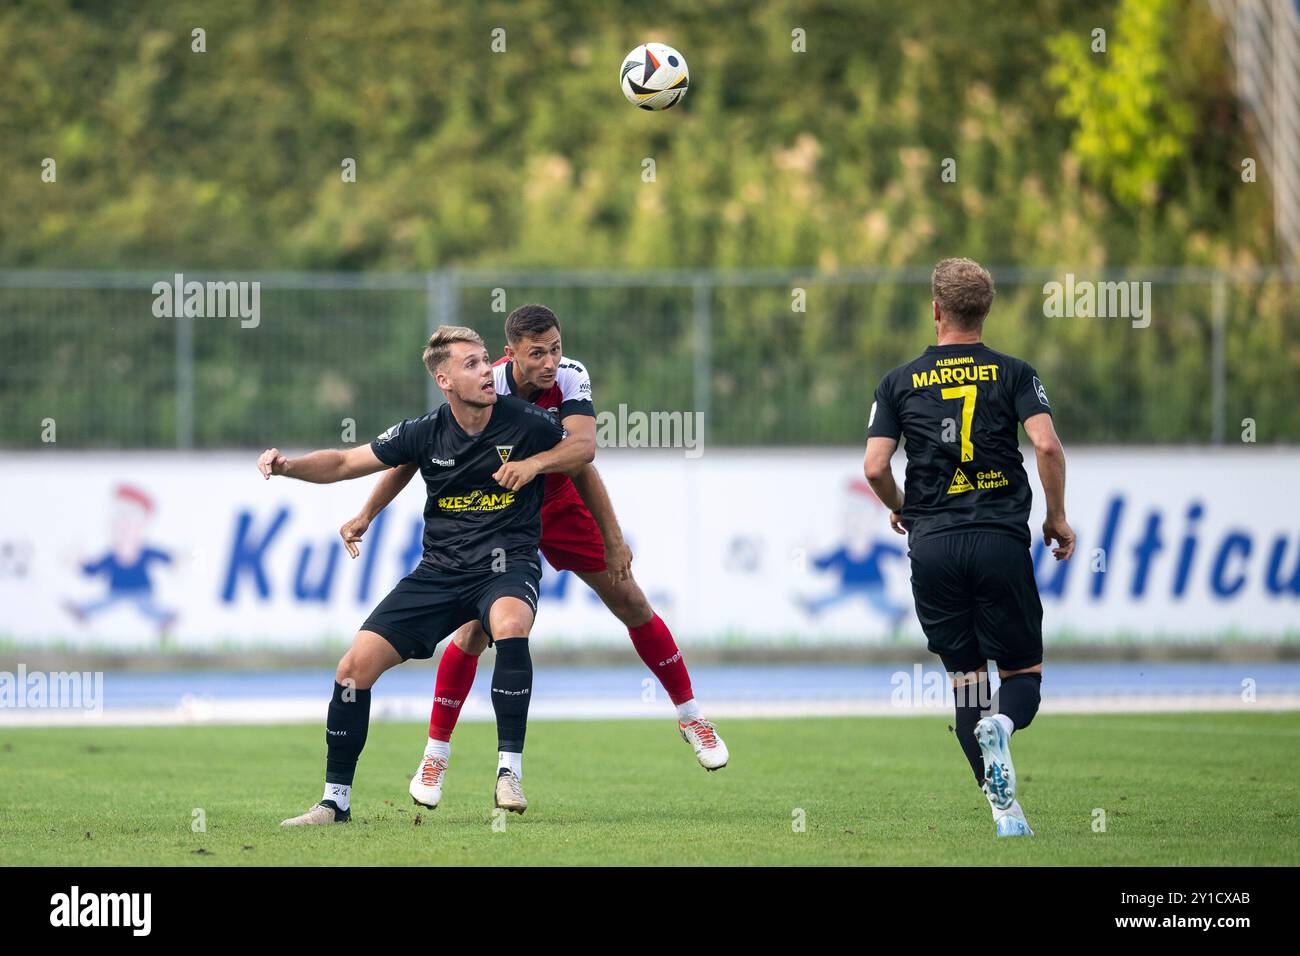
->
<box><xmin>339</xmin><ymin>304</ymin><xmax>727</xmax><ymax>811</ymax></box>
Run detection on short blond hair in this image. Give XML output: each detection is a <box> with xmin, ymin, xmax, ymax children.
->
<box><xmin>422</xmin><ymin>325</ymin><xmax>485</xmax><ymax>376</ymax></box>
<box><xmin>932</xmin><ymin>258</ymin><xmax>995</xmax><ymax>330</ymax></box>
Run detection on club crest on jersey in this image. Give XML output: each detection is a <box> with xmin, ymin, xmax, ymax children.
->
<box><xmin>1033</xmin><ymin>376</ymin><xmax>1050</xmax><ymax>407</ymax></box>
<box><xmin>495</xmin><ymin>445</ymin><xmax>514</xmax><ymax>464</ymax></box>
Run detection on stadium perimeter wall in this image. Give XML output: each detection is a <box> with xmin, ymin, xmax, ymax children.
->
<box><xmin>1</xmin><ymin>448</ymin><xmax>1296</xmax><ymax>654</ymax></box>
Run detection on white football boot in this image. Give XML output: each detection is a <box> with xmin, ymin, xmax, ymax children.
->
<box><xmin>494</xmin><ymin>768</ymin><xmax>528</xmax><ymax>814</ymax></box>
<box><xmin>280</xmin><ymin>801</ymin><xmax>350</xmax><ymax>826</ymax></box>
<box><xmin>995</xmin><ymin>812</ymin><xmax>1035</xmax><ymax>838</ymax></box>
<box><xmin>679</xmin><ymin>717</ymin><xmax>729</xmax><ymax>771</ymax></box>
<box><xmin>994</xmin><ymin>800</ymin><xmax>1035</xmax><ymax>837</ymax></box>
<box><xmin>974</xmin><ymin>716</ymin><xmax>1016</xmax><ymax>811</ymax></box>
<box><xmin>409</xmin><ymin>753</ymin><xmax>448</xmax><ymax>809</ymax></box>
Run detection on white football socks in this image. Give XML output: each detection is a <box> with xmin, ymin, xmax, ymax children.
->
<box><xmin>498</xmin><ymin>750</ymin><xmax>522</xmax><ymax>780</ymax></box>
<box><xmin>323</xmin><ymin>782</ymin><xmax>351</xmax><ymax>811</ymax></box>
<box><xmin>423</xmin><ymin>738</ymin><xmax>451</xmax><ymax>762</ymax></box>
<box><xmin>675</xmin><ymin>698</ymin><xmax>703</xmax><ymax>722</ymax></box>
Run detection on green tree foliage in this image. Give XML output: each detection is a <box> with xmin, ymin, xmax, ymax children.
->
<box><xmin>0</xmin><ymin>0</ymin><xmax>1272</xmax><ymax>270</ymax></box>
<box><xmin>1047</xmin><ymin>0</ymin><xmax>1194</xmax><ymax>209</ymax></box>
<box><xmin>0</xmin><ymin>0</ymin><xmax>1292</xmax><ymax>448</ymax></box>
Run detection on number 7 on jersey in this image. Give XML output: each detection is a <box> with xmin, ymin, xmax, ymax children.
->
<box><xmin>941</xmin><ymin>385</ymin><xmax>977</xmax><ymax>462</ymax></box>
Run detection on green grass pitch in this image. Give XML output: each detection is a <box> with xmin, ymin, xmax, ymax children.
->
<box><xmin>2</xmin><ymin>713</ymin><xmax>1297</xmax><ymax>866</ymax></box>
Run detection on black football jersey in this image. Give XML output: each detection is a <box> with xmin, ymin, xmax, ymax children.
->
<box><xmin>867</xmin><ymin>343</ymin><xmax>1052</xmax><ymax>545</ymax></box>
<box><xmin>370</xmin><ymin>395</ymin><xmax>567</xmax><ymax>572</ymax></box>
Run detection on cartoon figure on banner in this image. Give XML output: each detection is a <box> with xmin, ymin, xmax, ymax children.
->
<box><xmin>797</xmin><ymin>478</ymin><xmax>909</xmax><ymax>633</ymax></box>
<box><xmin>64</xmin><ymin>484</ymin><xmax>178</xmax><ymax>642</ymax></box>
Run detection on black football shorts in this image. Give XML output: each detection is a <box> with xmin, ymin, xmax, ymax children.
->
<box><xmin>908</xmin><ymin>530</ymin><xmax>1043</xmax><ymax>673</ymax></box>
<box><xmin>361</xmin><ymin>558</ymin><xmax>542</xmax><ymax>660</ymax></box>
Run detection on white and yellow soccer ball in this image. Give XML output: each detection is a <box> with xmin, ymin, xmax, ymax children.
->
<box><xmin>620</xmin><ymin>42</ymin><xmax>689</xmax><ymax>111</ymax></box>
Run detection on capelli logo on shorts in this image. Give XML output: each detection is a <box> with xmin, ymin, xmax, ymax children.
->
<box><xmin>50</xmin><ymin>886</ymin><xmax>152</xmax><ymax>936</ymax></box>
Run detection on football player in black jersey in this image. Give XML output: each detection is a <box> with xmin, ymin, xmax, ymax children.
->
<box><xmin>259</xmin><ymin>325</ymin><xmax>593</xmax><ymax>824</ymax></box>
<box><xmin>865</xmin><ymin>258</ymin><xmax>1076</xmax><ymax>838</ymax></box>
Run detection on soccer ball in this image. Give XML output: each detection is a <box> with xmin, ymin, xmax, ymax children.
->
<box><xmin>620</xmin><ymin>42</ymin><xmax>689</xmax><ymax>111</ymax></box>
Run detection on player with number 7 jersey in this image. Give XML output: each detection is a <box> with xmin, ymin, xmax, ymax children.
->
<box><xmin>868</xmin><ymin>333</ymin><xmax>1047</xmax><ymax>544</ymax></box>
<box><xmin>863</xmin><ymin>258</ymin><xmax>1076</xmax><ymax>840</ymax></box>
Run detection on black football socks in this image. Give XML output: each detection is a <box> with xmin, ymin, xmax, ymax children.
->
<box><xmin>491</xmin><ymin>638</ymin><xmax>533</xmax><ymax>758</ymax></box>
<box><xmin>990</xmin><ymin>672</ymin><xmax>1042</xmax><ymax>731</ymax></box>
<box><xmin>324</xmin><ymin>680</ymin><xmax>371</xmax><ymax>809</ymax></box>
<box><xmin>951</xmin><ymin>676</ymin><xmax>989</xmax><ymax>788</ymax></box>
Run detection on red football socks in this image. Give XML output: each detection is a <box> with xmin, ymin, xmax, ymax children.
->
<box><xmin>628</xmin><ymin>613</ymin><xmax>695</xmax><ymax>705</ymax></box>
<box><xmin>429</xmin><ymin>642</ymin><xmax>479</xmax><ymax>741</ymax></box>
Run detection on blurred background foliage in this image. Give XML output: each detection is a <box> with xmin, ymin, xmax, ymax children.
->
<box><xmin>0</xmin><ymin>0</ymin><xmax>1278</xmax><ymax>270</ymax></box>
<box><xmin>0</xmin><ymin>0</ymin><xmax>1294</xmax><ymax>448</ymax></box>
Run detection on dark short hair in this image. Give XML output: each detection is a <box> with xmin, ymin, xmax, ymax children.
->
<box><xmin>932</xmin><ymin>258</ymin><xmax>995</xmax><ymax>330</ymax></box>
<box><xmin>505</xmin><ymin>304</ymin><xmax>560</xmax><ymax>344</ymax></box>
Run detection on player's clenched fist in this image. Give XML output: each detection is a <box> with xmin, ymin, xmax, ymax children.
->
<box><xmin>258</xmin><ymin>447</ymin><xmax>288</xmax><ymax>479</ymax></box>
<box><xmin>493</xmin><ymin>459</ymin><xmax>541</xmax><ymax>492</ymax></box>
<box><xmin>339</xmin><ymin>515</ymin><xmax>370</xmax><ymax>559</ymax></box>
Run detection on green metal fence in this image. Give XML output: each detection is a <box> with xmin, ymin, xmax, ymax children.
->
<box><xmin>0</xmin><ymin>268</ymin><xmax>1296</xmax><ymax>449</ymax></box>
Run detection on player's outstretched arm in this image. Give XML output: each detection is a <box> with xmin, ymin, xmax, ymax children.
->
<box><xmin>864</xmin><ymin>436</ymin><xmax>905</xmax><ymax>527</ymax></box>
<box><xmin>257</xmin><ymin>444</ymin><xmax>388</xmax><ymax>485</ymax></box>
<box><xmin>571</xmin><ymin>463</ymin><xmax>633</xmax><ymax>582</ymax></box>
<box><xmin>494</xmin><ymin>414</ymin><xmax>596</xmax><ymax>490</ymax></box>
<box><xmin>1023</xmin><ymin>413</ymin><xmax>1075</xmax><ymax>561</ymax></box>
<box><xmin>338</xmin><ymin>463</ymin><xmax>419</xmax><ymax>558</ymax></box>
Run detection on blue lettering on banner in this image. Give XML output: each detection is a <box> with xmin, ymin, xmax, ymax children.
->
<box><xmin>1211</xmin><ymin>532</ymin><xmax>1251</xmax><ymax>598</ymax></box>
<box><xmin>209</xmin><ymin>497</ymin><xmax>1292</xmax><ymax>614</ymax></box>
<box><xmin>357</xmin><ymin>510</ymin><xmax>387</xmax><ymax>603</ymax></box>
<box><xmin>1130</xmin><ymin>511</ymin><xmax>1163</xmax><ymax>598</ymax></box>
<box><xmin>221</xmin><ymin>508</ymin><xmax>289</xmax><ymax>602</ymax></box>
<box><xmin>1092</xmin><ymin>495</ymin><xmax>1123</xmax><ymax>599</ymax></box>
<box><xmin>1172</xmin><ymin>502</ymin><xmax>1203</xmax><ymax>598</ymax></box>
<box><xmin>1265</xmin><ymin>536</ymin><xmax>1300</xmax><ymax>596</ymax></box>
<box><xmin>1029</xmin><ymin>496</ymin><xmax>1296</xmax><ymax>607</ymax></box>
<box><xmin>294</xmin><ymin>540</ymin><xmax>340</xmax><ymax>602</ymax></box>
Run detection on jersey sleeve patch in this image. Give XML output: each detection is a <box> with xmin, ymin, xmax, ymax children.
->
<box><xmin>866</xmin><ymin>374</ymin><xmax>902</xmax><ymax>440</ymax></box>
<box><xmin>371</xmin><ymin>415</ymin><xmax>428</xmax><ymax>467</ymax></box>
<box><xmin>557</xmin><ymin>358</ymin><xmax>593</xmax><ymax>406</ymax></box>
<box><xmin>1032</xmin><ymin>375</ymin><xmax>1050</xmax><ymax>407</ymax></box>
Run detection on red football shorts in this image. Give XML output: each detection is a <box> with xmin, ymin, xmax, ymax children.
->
<box><xmin>539</xmin><ymin>484</ymin><xmax>607</xmax><ymax>573</ymax></box>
